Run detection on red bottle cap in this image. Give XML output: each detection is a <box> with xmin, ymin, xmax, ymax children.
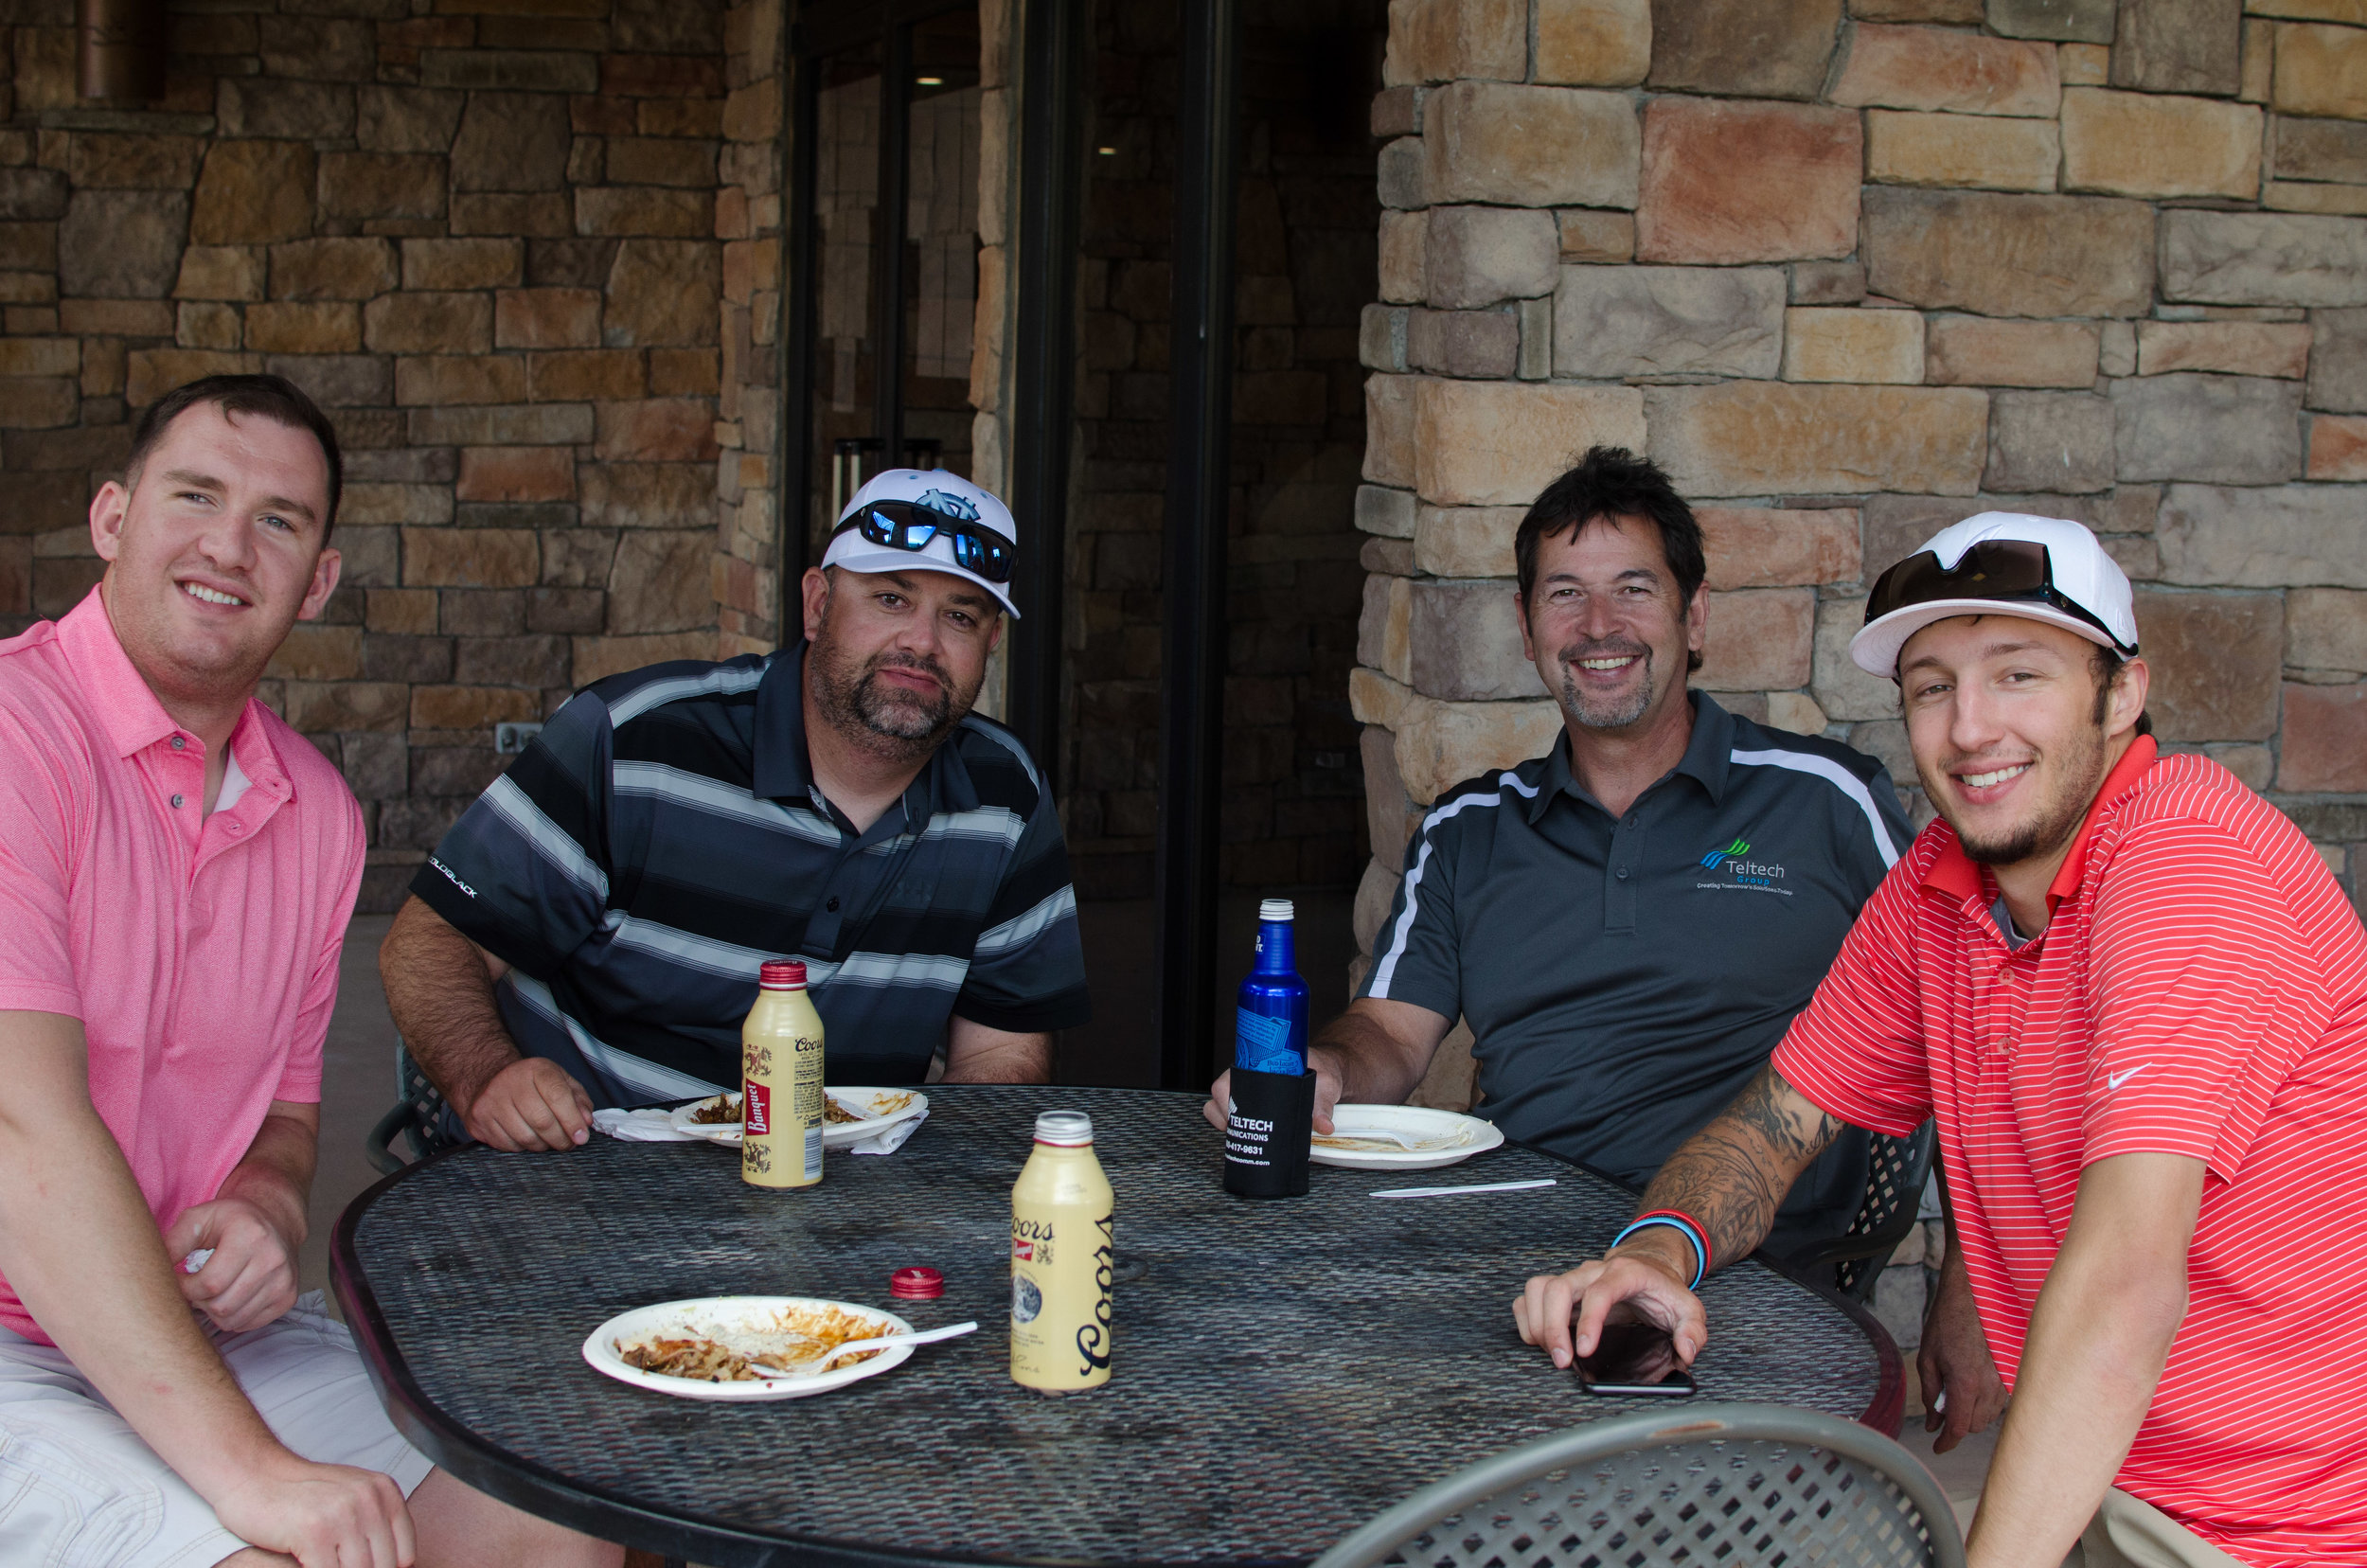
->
<box><xmin>758</xmin><ymin>959</ymin><xmax>808</xmax><ymax>989</ymax></box>
<box><xmin>889</xmin><ymin>1266</ymin><xmax>944</xmax><ymax>1300</ymax></box>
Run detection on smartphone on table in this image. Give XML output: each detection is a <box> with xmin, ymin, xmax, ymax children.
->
<box><xmin>1575</xmin><ymin>1319</ymin><xmax>1696</xmax><ymax>1397</ymax></box>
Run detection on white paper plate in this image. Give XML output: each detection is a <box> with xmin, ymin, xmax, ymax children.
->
<box><xmin>668</xmin><ymin>1088</ymin><xmax>929</xmax><ymax>1149</ymax></box>
<box><xmin>582</xmin><ymin>1295</ymin><xmax>916</xmax><ymax>1401</ymax></box>
<box><xmin>1308</xmin><ymin>1104</ymin><xmax>1504</xmax><ymax>1170</ymax></box>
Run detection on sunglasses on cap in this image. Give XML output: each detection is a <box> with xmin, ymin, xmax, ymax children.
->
<box><xmin>1864</xmin><ymin>539</ymin><xmax>2135</xmax><ymax>654</ymax></box>
<box><xmin>829</xmin><ymin>498</ymin><xmax>1014</xmax><ymax>583</ymax></box>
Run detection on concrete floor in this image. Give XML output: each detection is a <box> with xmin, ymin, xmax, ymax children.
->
<box><xmin>302</xmin><ymin>912</ymin><xmax>404</xmax><ymax>1307</ymax></box>
<box><xmin>1901</xmin><ymin>1417</ymin><xmax>2001</xmax><ymax>1537</ymax></box>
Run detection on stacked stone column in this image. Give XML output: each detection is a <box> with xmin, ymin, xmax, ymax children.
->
<box><xmin>1355</xmin><ymin>0</ymin><xmax>2367</xmax><ymax>976</ymax></box>
<box><xmin>1355</xmin><ymin>0</ymin><xmax>2367</xmax><ymax>1378</ymax></box>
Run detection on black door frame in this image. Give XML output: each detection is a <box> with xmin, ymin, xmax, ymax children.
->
<box><xmin>1154</xmin><ymin>0</ymin><xmax>1239</xmax><ymax>1091</ymax></box>
<box><xmin>1001</xmin><ymin>0</ymin><xmax>1084</xmax><ymax>787</ymax></box>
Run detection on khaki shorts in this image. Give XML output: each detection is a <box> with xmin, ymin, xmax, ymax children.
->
<box><xmin>2065</xmin><ymin>1488</ymin><xmax>2253</xmax><ymax>1568</ymax></box>
<box><xmin>0</xmin><ymin>1292</ymin><xmax>434</xmax><ymax>1568</ymax></box>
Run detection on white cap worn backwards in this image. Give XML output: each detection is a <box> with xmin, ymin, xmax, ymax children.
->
<box><xmin>1850</xmin><ymin>512</ymin><xmax>2138</xmax><ymax>680</ymax></box>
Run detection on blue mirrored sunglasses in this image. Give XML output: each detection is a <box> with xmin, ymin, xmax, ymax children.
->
<box><xmin>829</xmin><ymin>499</ymin><xmax>1014</xmax><ymax>583</ymax></box>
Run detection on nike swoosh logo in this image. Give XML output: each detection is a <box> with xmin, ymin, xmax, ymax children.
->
<box><xmin>2107</xmin><ymin>1065</ymin><xmax>2145</xmax><ymax>1093</ymax></box>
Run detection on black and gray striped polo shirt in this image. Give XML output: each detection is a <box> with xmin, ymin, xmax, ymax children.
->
<box><xmin>411</xmin><ymin>642</ymin><xmax>1089</xmax><ymax>1108</ymax></box>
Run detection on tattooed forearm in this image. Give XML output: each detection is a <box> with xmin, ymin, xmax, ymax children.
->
<box><xmin>1730</xmin><ymin>1063</ymin><xmax>1844</xmax><ymax>1163</ymax></box>
<box><xmin>1626</xmin><ymin>1065</ymin><xmax>1844</xmax><ymax>1273</ymax></box>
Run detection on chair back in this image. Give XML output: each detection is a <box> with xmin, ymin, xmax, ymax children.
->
<box><xmin>365</xmin><ymin>1039</ymin><xmax>456</xmax><ymax>1175</ymax></box>
<box><xmin>1834</xmin><ymin>1122</ymin><xmax>1936</xmax><ymax>1298</ymax></box>
<box><xmin>1780</xmin><ymin>1120</ymin><xmax>1937</xmax><ymax>1302</ymax></box>
<box><xmin>1312</xmin><ymin>1402</ymin><xmax>1965</xmax><ymax>1568</ymax></box>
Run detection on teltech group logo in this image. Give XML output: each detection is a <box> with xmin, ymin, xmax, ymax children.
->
<box><xmin>1697</xmin><ymin>836</ymin><xmax>1791</xmax><ymax>893</ymax></box>
<box><xmin>1700</xmin><ymin>837</ymin><xmax>1750</xmax><ymax>871</ymax></box>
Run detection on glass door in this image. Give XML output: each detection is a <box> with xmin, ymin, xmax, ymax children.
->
<box><xmin>790</xmin><ymin>1</ymin><xmax>983</xmax><ymax>571</ymax></box>
<box><xmin>809</xmin><ymin>41</ymin><xmax>883</xmax><ymax>532</ymax></box>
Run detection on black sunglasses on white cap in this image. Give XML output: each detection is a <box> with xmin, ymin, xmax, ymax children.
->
<box><xmin>825</xmin><ymin>470</ymin><xmax>1023</xmax><ymax>618</ymax></box>
<box><xmin>1852</xmin><ymin>513</ymin><xmax>2138</xmax><ymax>680</ymax></box>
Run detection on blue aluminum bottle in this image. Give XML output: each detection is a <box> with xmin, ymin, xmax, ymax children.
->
<box><xmin>1234</xmin><ymin>898</ymin><xmax>1309</xmax><ymax>1077</ymax></box>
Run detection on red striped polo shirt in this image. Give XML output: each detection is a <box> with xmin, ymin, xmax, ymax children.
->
<box><xmin>1773</xmin><ymin>737</ymin><xmax>2367</xmax><ymax>1567</ymax></box>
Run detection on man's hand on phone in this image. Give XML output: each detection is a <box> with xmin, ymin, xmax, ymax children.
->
<box><xmin>1574</xmin><ymin>1319</ymin><xmax>1694</xmax><ymax>1392</ymax></box>
<box><xmin>1513</xmin><ymin>1234</ymin><xmax>1708</xmax><ymax>1371</ymax></box>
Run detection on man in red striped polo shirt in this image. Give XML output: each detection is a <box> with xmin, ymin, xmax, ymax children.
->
<box><xmin>1513</xmin><ymin>514</ymin><xmax>2367</xmax><ymax>1568</ymax></box>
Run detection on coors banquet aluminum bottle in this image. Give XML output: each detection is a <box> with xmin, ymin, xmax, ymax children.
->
<box><xmin>1009</xmin><ymin>1110</ymin><xmax>1114</xmax><ymax>1392</ymax></box>
<box><xmin>741</xmin><ymin>958</ymin><xmax>825</xmax><ymax>1189</ymax></box>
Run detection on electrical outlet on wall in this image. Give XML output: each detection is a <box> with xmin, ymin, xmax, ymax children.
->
<box><xmin>494</xmin><ymin>722</ymin><xmax>543</xmax><ymax>755</ymax></box>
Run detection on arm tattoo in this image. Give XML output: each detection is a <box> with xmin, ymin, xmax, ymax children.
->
<box><xmin>1630</xmin><ymin>1065</ymin><xmax>1844</xmax><ymax>1274</ymax></box>
<box><xmin>1731</xmin><ymin>1064</ymin><xmax>1844</xmax><ymax>1164</ymax></box>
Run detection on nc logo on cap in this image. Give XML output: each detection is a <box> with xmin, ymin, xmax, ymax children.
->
<box><xmin>914</xmin><ymin>489</ymin><xmax>981</xmax><ymax>523</ymax></box>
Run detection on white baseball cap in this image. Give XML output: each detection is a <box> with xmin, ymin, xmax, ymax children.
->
<box><xmin>1851</xmin><ymin>512</ymin><xmax>2139</xmax><ymax>679</ymax></box>
<box><xmin>824</xmin><ymin>468</ymin><xmax>1021</xmax><ymax>618</ymax></box>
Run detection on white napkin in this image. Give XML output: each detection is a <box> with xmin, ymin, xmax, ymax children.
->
<box><xmin>592</xmin><ymin>1107</ymin><xmax>699</xmax><ymax>1142</ymax></box>
<box><xmin>590</xmin><ymin>1104</ymin><xmax>929</xmax><ymax>1153</ymax></box>
<box><xmin>847</xmin><ymin>1106</ymin><xmax>928</xmax><ymax>1155</ymax></box>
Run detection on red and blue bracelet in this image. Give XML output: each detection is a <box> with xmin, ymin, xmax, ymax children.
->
<box><xmin>1611</xmin><ymin>1209</ymin><xmax>1711</xmax><ymax>1290</ymax></box>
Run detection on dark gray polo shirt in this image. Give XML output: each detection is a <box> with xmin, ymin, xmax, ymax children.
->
<box><xmin>1360</xmin><ymin>693</ymin><xmax>1913</xmax><ymax>1252</ymax></box>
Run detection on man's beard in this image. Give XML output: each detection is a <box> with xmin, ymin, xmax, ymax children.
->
<box><xmin>809</xmin><ymin>641</ymin><xmax>975</xmax><ymax>764</ymax></box>
<box><xmin>1553</xmin><ymin>637</ymin><xmax>1656</xmax><ymax>731</ymax></box>
<box><xmin>1939</xmin><ymin>730</ymin><xmax>2109</xmax><ymax>867</ymax></box>
<box><xmin>112</xmin><ymin>564</ymin><xmax>286</xmax><ymax>704</ymax></box>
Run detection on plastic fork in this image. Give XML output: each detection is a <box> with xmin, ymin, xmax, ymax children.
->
<box><xmin>1315</xmin><ymin>1126</ymin><xmax>1437</xmax><ymax>1149</ymax></box>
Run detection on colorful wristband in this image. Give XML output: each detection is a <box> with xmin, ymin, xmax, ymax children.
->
<box><xmin>1611</xmin><ymin>1210</ymin><xmax>1710</xmax><ymax>1290</ymax></box>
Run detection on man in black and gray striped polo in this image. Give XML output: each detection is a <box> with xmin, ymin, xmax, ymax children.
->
<box><xmin>382</xmin><ymin>470</ymin><xmax>1088</xmax><ymax>1151</ymax></box>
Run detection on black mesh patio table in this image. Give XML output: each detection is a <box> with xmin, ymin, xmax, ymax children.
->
<box><xmin>333</xmin><ymin>1084</ymin><xmax>1899</xmax><ymax>1568</ymax></box>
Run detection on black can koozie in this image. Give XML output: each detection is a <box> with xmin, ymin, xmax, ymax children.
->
<box><xmin>1222</xmin><ymin>1066</ymin><xmax>1316</xmax><ymax>1198</ymax></box>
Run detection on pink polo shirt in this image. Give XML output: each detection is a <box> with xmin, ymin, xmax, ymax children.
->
<box><xmin>0</xmin><ymin>588</ymin><xmax>364</xmax><ymax>1345</ymax></box>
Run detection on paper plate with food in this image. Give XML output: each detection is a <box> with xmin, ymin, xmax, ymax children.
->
<box><xmin>583</xmin><ymin>1296</ymin><xmax>917</xmax><ymax>1401</ymax></box>
<box><xmin>1308</xmin><ymin>1103</ymin><xmax>1504</xmax><ymax>1171</ymax></box>
<box><xmin>668</xmin><ymin>1087</ymin><xmax>929</xmax><ymax>1149</ymax></box>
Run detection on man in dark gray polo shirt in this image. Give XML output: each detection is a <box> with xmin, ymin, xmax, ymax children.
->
<box><xmin>1209</xmin><ymin>447</ymin><xmax>1907</xmax><ymax>1254</ymax></box>
<box><xmin>383</xmin><ymin>470</ymin><xmax>1088</xmax><ymax>1151</ymax></box>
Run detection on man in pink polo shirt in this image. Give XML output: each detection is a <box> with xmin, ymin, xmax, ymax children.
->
<box><xmin>0</xmin><ymin>375</ymin><xmax>618</xmax><ymax>1567</ymax></box>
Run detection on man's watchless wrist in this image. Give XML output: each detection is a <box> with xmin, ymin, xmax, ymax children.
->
<box><xmin>220</xmin><ymin>1176</ymin><xmax>307</xmax><ymax>1246</ymax></box>
<box><xmin>452</xmin><ymin>1047</ymin><xmax>525</xmax><ymax>1119</ymax></box>
<box><xmin>1606</xmin><ymin>1229</ymin><xmax>1700</xmax><ymax>1290</ymax></box>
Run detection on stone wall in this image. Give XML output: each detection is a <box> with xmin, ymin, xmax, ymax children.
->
<box><xmin>0</xmin><ymin>0</ymin><xmax>784</xmax><ymax>910</ymax></box>
<box><xmin>1355</xmin><ymin>0</ymin><xmax>2367</xmax><ymax>986</ymax></box>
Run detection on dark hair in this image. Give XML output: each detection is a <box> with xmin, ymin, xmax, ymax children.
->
<box><xmin>2091</xmin><ymin>645</ymin><xmax>2153</xmax><ymax>738</ymax></box>
<box><xmin>126</xmin><ymin>374</ymin><xmax>343</xmax><ymax>541</ymax></box>
<box><xmin>1514</xmin><ymin>446</ymin><xmax>1707</xmax><ymax>672</ymax></box>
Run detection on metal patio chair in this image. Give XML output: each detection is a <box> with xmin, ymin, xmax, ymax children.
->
<box><xmin>1786</xmin><ymin>1121</ymin><xmax>1938</xmax><ymax>1302</ymax></box>
<box><xmin>1312</xmin><ymin>1402</ymin><xmax>1965</xmax><ymax>1568</ymax></box>
<box><xmin>365</xmin><ymin>1038</ymin><xmax>456</xmax><ymax>1176</ymax></box>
